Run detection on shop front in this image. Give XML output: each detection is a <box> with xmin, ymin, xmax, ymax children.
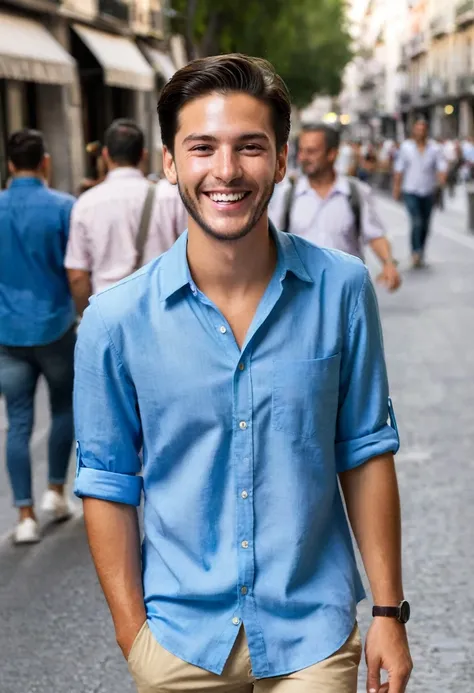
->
<box><xmin>0</xmin><ymin>10</ymin><xmax>77</xmax><ymax>190</ymax></box>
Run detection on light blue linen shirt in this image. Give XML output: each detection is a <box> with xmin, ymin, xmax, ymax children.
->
<box><xmin>74</xmin><ymin>226</ymin><xmax>399</xmax><ymax>678</ymax></box>
<box><xmin>394</xmin><ymin>139</ymin><xmax>447</xmax><ymax>196</ymax></box>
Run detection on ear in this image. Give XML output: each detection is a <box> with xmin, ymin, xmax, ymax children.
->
<box><xmin>42</xmin><ymin>154</ymin><xmax>52</xmax><ymax>185</ymax></box>
<box><xmin>163</xmin><ymin>146</ymin><xmax>177</xmax><ymax>185</ymax></box>
<box><xmin>102</xmin><ymin>147</ymin><xmax>110</xmax><ymax>167</ymax></box>
<box><xmin>274</xmin><ymin>143</ymin><xmax>288</xmax><ymax>185</ymax></box>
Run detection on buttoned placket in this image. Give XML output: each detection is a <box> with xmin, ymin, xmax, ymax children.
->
<box><xmin>187</xmin><ymin>266</ymin><xmax>285</xmax><ymax>673</ymax></box>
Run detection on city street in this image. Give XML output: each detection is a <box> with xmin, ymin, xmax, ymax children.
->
<box><xmin>1</xmin><ymin>191</ymin><xmax>473</xmax><ymax>693</ymax></box>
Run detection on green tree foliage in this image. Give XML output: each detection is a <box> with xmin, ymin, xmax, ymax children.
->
<box><xmin>172</xmin><ymin>0</ymin><xmax>352</xmax><ymax>107</ymax></box>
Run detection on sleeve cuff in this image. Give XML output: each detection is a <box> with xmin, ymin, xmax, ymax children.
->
<box><xmin>335</xmin><ymin>423</ymin><xmax>400</xmax><ymax>473</ymax></box>
<box><xmin>74</xmin><ymin>467</ymin><xmax>143</xmax><ymax>506</ymax></box>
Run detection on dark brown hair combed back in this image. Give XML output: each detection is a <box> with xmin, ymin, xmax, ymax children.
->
<box><xmin>157</xmin><ymin>53</ymin><xmax>291</xmax><ymax>153</ymax></box>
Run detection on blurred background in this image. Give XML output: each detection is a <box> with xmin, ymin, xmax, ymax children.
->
<box><xmin>0</xmin><ymin>1</ymin><xmax>473</xmax><ymax>692</ymax></box>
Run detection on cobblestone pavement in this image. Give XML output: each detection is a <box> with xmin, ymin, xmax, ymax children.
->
<box><xmin>0</xmin><ymin>195</ymin><xmax>473</xmax><ymax>693</ymax></box>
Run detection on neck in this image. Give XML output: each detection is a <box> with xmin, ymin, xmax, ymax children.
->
<box><xmin>307</xmin><ymin>168</ymin><xmax>336</xmax><ymax>189</ymax></box>
<box><xmin>186</xmin><ymin>213</ymin><xmax>277</xmax><ymax>297</ymax></box>
<box><xmin>107</xmin><ymin>162</ymin><xmax>139</xmax><ymax>172</ymax></box>
<box><xmin>13</xmin><ymin>170</ymin><xmax>42</xmax><ymax>179</ymax></box>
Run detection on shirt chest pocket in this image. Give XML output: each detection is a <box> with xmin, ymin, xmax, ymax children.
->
<box><xmin>272</xmin><ymin>354</ymin><xmax>341</xmax><ymax>441</ymax></box>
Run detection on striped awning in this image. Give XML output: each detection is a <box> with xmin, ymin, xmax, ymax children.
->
<box><xmin>140</xmin><ymin>45</ymin><xmax>176</xmax><ymax>82</ymax></box>
<box><xmin>73</xmin><ymin>24</ymin><xmax>154</xmax><ymax>92</ymax></box>
<box><xmin>0</xmin><ymin>12</ymin><xmax>76</xmax><ymax>85</ymax></box>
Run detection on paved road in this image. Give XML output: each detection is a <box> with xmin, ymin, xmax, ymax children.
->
<box><xmin>0</xmin><ymin>195</ymin><xmax>473</xmax><ymax>693</ymax></box>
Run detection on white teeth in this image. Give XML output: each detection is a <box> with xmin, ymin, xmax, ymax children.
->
<box><xmin>208</xmin><ymin>192</ymin><xmax>247</xmax><ymax>202</ymax></box>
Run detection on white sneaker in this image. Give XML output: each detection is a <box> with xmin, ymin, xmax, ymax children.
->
<box><xmin>14</xmin><ymin>518</ymin><xmax>40</xmax><ymax>545</ymax></box>
<box><xmin>41</xmin><ymin>490</ymin><xmax>74</xmax><ymax>522</ymax></box>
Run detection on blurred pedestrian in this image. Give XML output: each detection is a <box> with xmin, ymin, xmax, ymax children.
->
<box><xmin>74</xmin><ymin>54</ymin><xmax>411</xmax><ymax>693</ymax></box>
<box><xmin>270</xmin><ymin>124</ymin><xmax>401</xmax><ymax>291</ymax></box>
<box><xmin>65</xmin><ymin>119</ymin><xmax>186</xmax><ymax>315</ymax></box>
<box><xmin>445</xmin><ymin>139</ymin><xmax>463</xmax><ymax>198</ymax></box>
<box><xmin>0</xmin><ymin>130</ymin><xmax>76</xmax><ymax>544</ymax></box>
<box><xmin>393</xmin><ymin>119</ymin><xmax>447</xmax><ymax>267</ymax></box>
<box><xmin>335</xmin><ymin>138</ymin><xmax>355</xmax><ymax>176</ymax></box>
<box><xmin>357</xmin><ymin>141</ymin><xmax>378</xmax><ymax>184</ymax></box>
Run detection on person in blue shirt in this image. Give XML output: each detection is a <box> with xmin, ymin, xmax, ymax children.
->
<box><xmin>74</xmin><ymin>55</ymin><xmax>413</xmax><ymax>693</ymax></box>
<box><xmin>0</xmin><ymin>130</ymin><xmax>76</xmax><ymax>545</ymax></box>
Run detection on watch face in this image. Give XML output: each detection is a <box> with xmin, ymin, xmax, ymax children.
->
<box><xmin>399</xmin><ymin>600</ymin><xmax>410</xmax><ymax>624</ymax></box>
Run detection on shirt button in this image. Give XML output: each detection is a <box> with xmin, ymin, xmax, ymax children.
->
<box><xmin>239</xmin><ymin>421</ymin><xmax>247</xmax><ymax>430</ymax></box>
<box><xmin>241</xmin><ymin>540</ymin><xmax>249</xmax><ymax>549</ymax></box>
<box><xmin>238</xmin><ymin>363</ymin><xmax>245</xmax><ymax>371</ymax></box>
<box><xmin>241</xmin><ymin>490</ymin><xmax>248</xmax><ymax>499</ymax></box>
<box><xmin>219</xmin><ymin>325</ymin><xmax>227</xmax><ymax>334</ymax></box>
<box><xmin>241</xmin><ymin>586</ymin><xmax>248</xmax><ymax>595</ymax></box>
<box><xmin>232</xmin><ymin>616</ymin><xmax>240</xmax><ymax>626</ymax></box>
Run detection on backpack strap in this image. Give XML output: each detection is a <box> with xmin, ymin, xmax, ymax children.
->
<box><xmin>134</xmin><ymin>183</ymin><xmax>156</xmax><ymax>270</ymax></box>
<box><xmin>282</xmin><ymin>175</ymin><xmax>297</xmax><ymax>232</ymax></box>
<box><xmin>347</xmin><ymin>177</ymin><xmax>362</xmax><ymax>238</ymax></box>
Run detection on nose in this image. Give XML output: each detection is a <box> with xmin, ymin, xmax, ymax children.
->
<box><xmin>212</xmin><ymin>145</ymin><xmax>242</xmax><ymax>184</ymax></box>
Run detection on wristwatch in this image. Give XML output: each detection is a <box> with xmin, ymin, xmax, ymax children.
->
<box><xmin>372</xmin><ymin>600</ymin><xmax>410</xmax><ymax>624</ymax></box>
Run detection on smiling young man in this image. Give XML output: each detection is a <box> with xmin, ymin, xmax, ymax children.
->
<box><xmin>74</xmin><ymin>54</ymin><xmax>413</xmax><ymax>693</ymax></box>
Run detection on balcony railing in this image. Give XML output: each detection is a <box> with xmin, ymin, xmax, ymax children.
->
<box><xmin>430</xmin><ymin>14</ymin><xmax>450</xmax><ymax>38</ymax></box>
<box><xmin>99</xmin><ymin>0</ymin><xmax>129</xmax><ymax>22</ymax></box>
<box><xmin>406</xmin><ymin>33</ymin><xmax>428</xmax><ymax>59</ymax></box>
<box><xmin>456</xmin><ymin>0</ymin><xmax>474</xmax><ymax>25</ymax></box>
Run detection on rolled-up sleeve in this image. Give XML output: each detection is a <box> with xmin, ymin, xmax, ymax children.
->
<box><xmin>393</xmin><ymin>146</ymin><xmax>406</xmax><ymax>174</ymax></box>
<box><xmin>336</xmin><ymin>270</ymin><xmax>399</xmax><ymax>473</ymax></box>
<box><xmin>436</xmin><ymin>150</ymin><xmax>448</xmax><ymax>174</ymax></box>
<box><xmin>74</xmin><ymin>299</ymin><xmax>143</xmax><ymax>505</ymax></box>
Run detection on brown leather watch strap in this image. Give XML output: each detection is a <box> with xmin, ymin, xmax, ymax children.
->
<box><xmin>372</xmin><ymin>606</ymin><xmax>399</xmax><ymax>618</ymax></box>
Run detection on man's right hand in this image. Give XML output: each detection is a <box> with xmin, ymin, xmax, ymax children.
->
<box><xmin>116</xmin><ymin>618</ymin><xmax>147</xmax><ymax>660</ymax></box>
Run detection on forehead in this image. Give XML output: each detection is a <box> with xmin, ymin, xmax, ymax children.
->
<box><xmin>176</xmin><ymin>92</ymin><xmax>273</xmax><ymax>141</ymax></box>
<box><xmin>299</xmin><ymin>131</ymin><xmax>325</xmax><ymax>148</ymax></box>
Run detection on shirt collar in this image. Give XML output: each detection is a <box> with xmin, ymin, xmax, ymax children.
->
<box><xmin>9</xmin><ymin>177</ymin><xmax>44</xmax><ymax>188</ymax></box>
<box><xmin>159</xmin><ymin>221</ymin><xmax>313</xmax><ymax>303</ymax></box>
<box><xmin>295</xmin><ymin>174</ymin><xmax>350</xmax><ymax>198</ymax></box>
<box><xmin>105</xmin><ymin>167</ymin><xmax>145</xmax><ymax>182</ymax></box>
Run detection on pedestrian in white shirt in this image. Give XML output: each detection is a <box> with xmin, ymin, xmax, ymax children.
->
<box><xmin>269</xmin><ymin>124</ymin><xmax>401</xmax><ymax>291</ymax></box>
<box><xmin>393</xmin><ymin>119</ymin><xmax>447</xmax><ymax>268</ymax></box>
<box><xmin>65</xmin><ymin>119</ymin><xmax>186</xmax><ymax>315</ymax></box>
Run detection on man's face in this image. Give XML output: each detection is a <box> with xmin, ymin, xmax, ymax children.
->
<box><xmin>297</xmin><ymin>131</ymin><xmax>336</xmax><ymax>178</ymax></box>
<box><xmin>413</xmin><ymin>121</ymin><xmax>428</xmax><ymax>142</ymax></box>
<box><xmin>163</xmin><ymin>92</ymin><xmax>287</xmax><ymax>242</ymax></box>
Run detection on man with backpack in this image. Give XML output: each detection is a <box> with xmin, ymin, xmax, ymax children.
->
<box><xmin>269</xmin><ymin>124</ymin><xmax>401</xmax><ymax>292</ymax></box>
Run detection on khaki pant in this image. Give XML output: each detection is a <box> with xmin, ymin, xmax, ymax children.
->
<box><xmin>127</xmin><ymin>622</ymin><xmax>362</xmax><ymax>692</ymax></box>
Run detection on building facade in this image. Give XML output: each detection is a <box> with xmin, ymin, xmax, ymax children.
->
<box><xmin>0</xmin><ymin>0</ymin><xmax>181</xmax><ymax>193</ymax></box>
<box><xmin>340</xmin><ymin>0</ymin><xmax>474</xmax><ymax>140</ymax></box>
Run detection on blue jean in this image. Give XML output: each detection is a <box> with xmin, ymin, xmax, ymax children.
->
<box><xmin>403</xmin><ymin>193</ymin><xmax>434</xmax><ymax>254</ymax></box>
<box><xmin>0</xmin><ymin>326</ymin><xmax>75</xmax><ymax>507</ymax></box>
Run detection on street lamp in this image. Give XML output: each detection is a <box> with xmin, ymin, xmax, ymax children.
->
<box><xmin>323</xmin><ymin>112</ymin><xmax>338</xmax><ymax>124</ymax></box>
<box><xmin>340</xmin><ymin>114</ymin><xmax>351</xmax><ymax>125</ymax></box>
<box><xmin>444</xmin><ymin>105</ymin><xmax>454</xmax><ymax>116</ymax></box>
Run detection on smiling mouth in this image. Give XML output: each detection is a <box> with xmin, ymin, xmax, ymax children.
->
<box><xmin>204</xmin><ymin>191</ymin><xmax>251</xmax><ymax>204</ymax></box>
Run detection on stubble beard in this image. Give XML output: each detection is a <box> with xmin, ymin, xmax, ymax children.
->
<box><xmin>177</xmin><ymin>178</ymin><xmax>275</xmax><ymax>243</ymax></box>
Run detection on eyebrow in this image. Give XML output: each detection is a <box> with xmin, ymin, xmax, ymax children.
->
<box><xmin>182</xmin><ymin>132</ymin><xmax>271</xmax><ymax>145</ymax></box>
